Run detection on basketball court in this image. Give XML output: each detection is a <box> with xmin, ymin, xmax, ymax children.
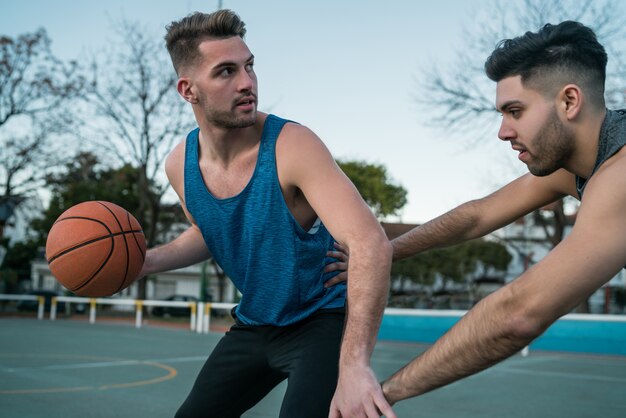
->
<box><xmin>1</xmin><ymin>317</ymin><xmax>625</xmax><ymax>417</ymax></box>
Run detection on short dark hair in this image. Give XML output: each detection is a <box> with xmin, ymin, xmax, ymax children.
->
<box><xmin>165</xmin><ymin>9</ymin><xmax>247</xmax><ymax>75</ymax></box>
<box><xmin>485</xmin><ymin>21</ymin><xmax>607</xmax><ymax>107</ymax></box>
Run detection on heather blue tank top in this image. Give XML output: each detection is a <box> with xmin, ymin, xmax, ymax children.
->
<box><xmin>184</xmin><ymin>114</ymin><xmax>346</xmax><ymax>326</ymax></box>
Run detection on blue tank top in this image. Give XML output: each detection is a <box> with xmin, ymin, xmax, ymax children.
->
<box><xmin>184</xmin><ymin>114</ymin><xmax>346</xmax><ymax>326</ymax></box>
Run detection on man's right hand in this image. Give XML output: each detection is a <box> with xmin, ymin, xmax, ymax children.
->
<box><xmin>324</xmin><ymin>242</ymin><xmax>349</xmax><ymax>287</ymax></box>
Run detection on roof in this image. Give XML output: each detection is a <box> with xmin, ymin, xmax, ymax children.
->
<box><xmin>380</xmin><ymin>222</ymin><xmax>419</xmax><ymax>240</ymax></box>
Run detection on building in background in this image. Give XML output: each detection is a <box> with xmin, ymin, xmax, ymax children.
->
<box><xmin>495</xmin><ymin>209</ymin><xmax>625</xmax><ymax>314</ymax></box>
<box><xmin>29</xmin><ymin>255</ymin><xmax>237</xmax><ymax>304</ymax></box>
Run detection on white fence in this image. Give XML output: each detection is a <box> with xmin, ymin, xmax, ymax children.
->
<box><xmin>0</xmin><ymin>294</ymin><xmax>236</xmax><ymax>334</ymax></box>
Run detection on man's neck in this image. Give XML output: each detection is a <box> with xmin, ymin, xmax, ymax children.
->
<box><xmin>567</xmin><ymin>107</ymin><xmax>607</xmax><ymax>178</ymax></box>
<box><xmin>196</xmin><ymin>113</ymin><xmax>266</xmax><ymax>166</ymax></box>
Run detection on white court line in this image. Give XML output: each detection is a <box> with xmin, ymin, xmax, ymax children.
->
<box><xmin>494</xmin><ymin>366</ymin><xmax>626</xmax><ymax>384</ymax></box>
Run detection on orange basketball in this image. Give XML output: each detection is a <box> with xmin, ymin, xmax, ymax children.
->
<box><xmin>45</xmin><ymin>201</ymin><xmax>147</xmax><ymax>297</ymax></box>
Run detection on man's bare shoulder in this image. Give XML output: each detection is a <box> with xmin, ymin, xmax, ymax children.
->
<box><xmin>582</xmin><ymin>146</ymin><xmax>626</xmax><ymax>200</ymax></box>
<box><xmin>276</xmin><ymin>122</ymin><xmax>329</xmax><ymax>161</ymax></box>
<box><xmin>279</xmin><ymin>121</ymin><xmax>320</xmax><ymax>142</ymax></box>
<box><xmin>573</xmin><ymin>147</ymin><xmax>626</xmax><ymax>233</ymax></box>
<box><xmin>596</xmin><ymin>145</ymin><xmax>626</xmax><ymax>173</ymax></box>
<box><xmin>275</xmin><ymin>121</ymin><xmax>340</xmax><ymax>189</ymax></box>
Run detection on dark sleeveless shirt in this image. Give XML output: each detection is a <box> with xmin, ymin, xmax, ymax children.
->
<box><xmin>576</xmin><ymin>109</ymin><xmax>626</xmax><ymax>198</ymax></box>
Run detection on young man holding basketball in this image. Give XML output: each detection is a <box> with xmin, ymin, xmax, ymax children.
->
<box><xmin>377</xmin><ymin>21</ymin><xmax>626</xmax><ymax>408</ymax></box>
<box><xmin>139</xmin><ymin>9</ymin><xmax>395</xmax><ymax>418</ymax></box>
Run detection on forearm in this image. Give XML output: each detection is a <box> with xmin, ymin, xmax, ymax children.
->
<box><xmin>383</xmin><ymin>286</ymin><xmax>544</xmax><ymax>403</ymax></box>
<box><xmin>140</xmin><ymin>226</ymin><xmax>211</xmax><ymax>277</ymax></box>
<box><xmin>340</xmin><ymin>237</ymin><xmax>393</xmax><ymax>365</ymax></box>
<box><xmin>393</xmin><ymin>200</ymin><xmax>486</xmax><ymax>261</ymax></box>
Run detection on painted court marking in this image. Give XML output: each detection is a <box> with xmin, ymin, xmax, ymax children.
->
<box><xmin>0</xmin><ymin>353</ymin><xmax>179</xmax><ymax>394</ymax></box>
<box><xmin>494</xmin><ymin>365</ymin><xmax>626</xmax><ymax>384</ymax></box>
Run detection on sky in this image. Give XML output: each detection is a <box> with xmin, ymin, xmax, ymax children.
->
<box><xmin>0</xmin><ymin>0</ymin><xmax>550</xmax><ymax>224</ymax></box>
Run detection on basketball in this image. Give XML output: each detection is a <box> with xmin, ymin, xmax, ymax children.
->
<box><xmin>45</xmin><ymin>201</ymin><xmax>147</xmax><ymax>297</ymax></box>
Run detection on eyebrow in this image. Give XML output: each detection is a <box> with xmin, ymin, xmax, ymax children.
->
<box><xmin>212</xmin><ymin>54</ymin><xmax>255</xmax><ymax>72</ymax></box>
<box><xmin>497</xmin><ymin>100</ymin><xmax>523</xmax><ymax>113</ymax></box>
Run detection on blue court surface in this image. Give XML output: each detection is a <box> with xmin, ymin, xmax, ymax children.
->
<box><xmin>1</xmin><ymin>317</ymin><xmax>625</xmax><ymax>418</ymax></box>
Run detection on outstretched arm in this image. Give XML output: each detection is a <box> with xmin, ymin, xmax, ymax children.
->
<box><xmin>383</xmin><ymin>162</ymin><xmax>626</xmax><ymax>403</ymax></box>
<box><xmin>393</xmin><ymin>170</ymin><xmax>573</xmax><ymax>260</ymax></box>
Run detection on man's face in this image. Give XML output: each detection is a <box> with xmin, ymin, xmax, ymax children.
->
<box><xmin>495</xmin><ymin>76</ymin><xmax>574</xmax><ymax>176</ymax></box>
<box><xmin>190</xmin><ymin>36</ymin><xmax>258</xmax><ymax>129</ymax></box>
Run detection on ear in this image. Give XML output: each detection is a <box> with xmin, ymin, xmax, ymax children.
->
<box><xmin>177</xmin><ymin>77</ymin><xmax>199</xmax><ymax>104</ymax></box>
<box><xmin>559</xmin><ymin>84</ymin><xmax>582</xmax><ymax>120</ymax></box>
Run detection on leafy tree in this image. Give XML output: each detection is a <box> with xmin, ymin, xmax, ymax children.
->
<box><xmin>337</xmin><ymin>159</ymin><xmax>407</xmax><ymax>219</ymax></box>
<box><xmin>16</xmin><ymin>151</ymin><xmax>187</xmax><ymax>297</ymax></box>
<box><xmin>336</xmin><ymin>159</ymin><xmax>511</xmax><ymax>307</ymax></box>
<box><xmin>0</xmin><ymin>239</ymin><xmax>39</xmax><ymax>292</ymax></box>
<box><xmin>390</xmin><ymin>239</ymin><xmax>511</xmax><ymax>308</ymax></box>
<box><xmin>33</xmin><ymin>152</ymin><xmax>185</xmax><ymax>244</ymax></box>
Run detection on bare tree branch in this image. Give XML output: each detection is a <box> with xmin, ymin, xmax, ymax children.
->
<box><xmin>416</xmin><ymin>0</ymin><xmax>626</xmax><ymax>144</ymax></box>
<box><xmin>0</xmin><ymin>29</ymin><xmax>81</xmax><ymax>205</ymax></box>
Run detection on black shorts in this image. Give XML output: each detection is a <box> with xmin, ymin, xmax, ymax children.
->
<box><xmin>175</xmin><ymin>308</ymin><xmax>345</xmax><ymax>418</ymax></box>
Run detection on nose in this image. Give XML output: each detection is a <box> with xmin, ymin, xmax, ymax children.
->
<box><xmin>497</xmin><ymin>119</ymin><xmax>515</xmax><ymax>142</ymax></box>
<box><xmin>237</xmin><ymin>68</ymin><xmax>255</xmax><ymax>93</ymax></box>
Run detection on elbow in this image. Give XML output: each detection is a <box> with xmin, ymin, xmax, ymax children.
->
<box><xmin>373</xmin><ymin>233</ymin><xmax>393</xmax><ymax>267</ymax></box>
<box><xmin>348</xmin><ymin>229</ymin><xmax>393</xmax><ymax>268</ymax></box>
<box><xmin>497</xmin><ymin>285</ymin><xmax>553</xmax><ymax>343</ymax></box>
<box><xmin>507</xmin><ymin>312</ymin><xmax>548</xmax><ymax>342</ymax></box>
<box><xmin>457</xmin><ymin>199</ymin><xmax>486</xmax><ymax>240</ymax></box>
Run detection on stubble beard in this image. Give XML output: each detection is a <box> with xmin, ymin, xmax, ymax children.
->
<box><xmin>526</xmin><ymin>108</ymin><xmax>575</xmax><ymax>177</ymax></box>
<box><xmin>198</xmin><ymin>94</ymin><xmax>257</xmax><ymax>129</ymax></box>
<box><xmin>210</xmin><ymin>109</ymin><xmax>257</xmax><ymax>129</ymax></box>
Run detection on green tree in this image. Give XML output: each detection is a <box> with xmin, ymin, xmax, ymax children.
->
<box><xmin>0</xmin><ymin>239</ymin><xmax>39</xmax><ymax>292</ymax></box>
<box><xmin>337</xmin><ymin>159</ymin><xmax>407</xmax><ymax>219</ymax></box>
<box><xmin>390</xmin><ymin>239</ymin><xmax>512</xmax><ymax>308</ymax></box>
<box><xmin>33</xmin><ymin>151</ymin><xmax>185</xmax><ymax>259</ymax></box>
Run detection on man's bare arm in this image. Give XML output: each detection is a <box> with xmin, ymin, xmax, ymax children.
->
<box><xmin>383</xmin><ymin>161</ymin><xmax>626</xmax><ymax>403</ymax></box>
<box><xmin>393</xmin><ymin>170</ymin><xmax>574</xmax><ymax>261</ymax></box>
<box><xmin>139</xmin><ymin>225</ymin><xmax>211</xmax><ymax>278</ymax></box>
<box><xmin>277</xmin><ymin>123</ymin><xmax>395</xmax><ymax>418</ymax></box>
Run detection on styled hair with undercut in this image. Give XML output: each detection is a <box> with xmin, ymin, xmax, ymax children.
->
<box><xmin>165</xmin><ymin>9</ymin><xmax>247</xmax><ymax>75</ymax></box>
<box><xmin>485</xmin><ymin>21</ymin><xmax>608</xmax><ymax>108</ymax></box>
